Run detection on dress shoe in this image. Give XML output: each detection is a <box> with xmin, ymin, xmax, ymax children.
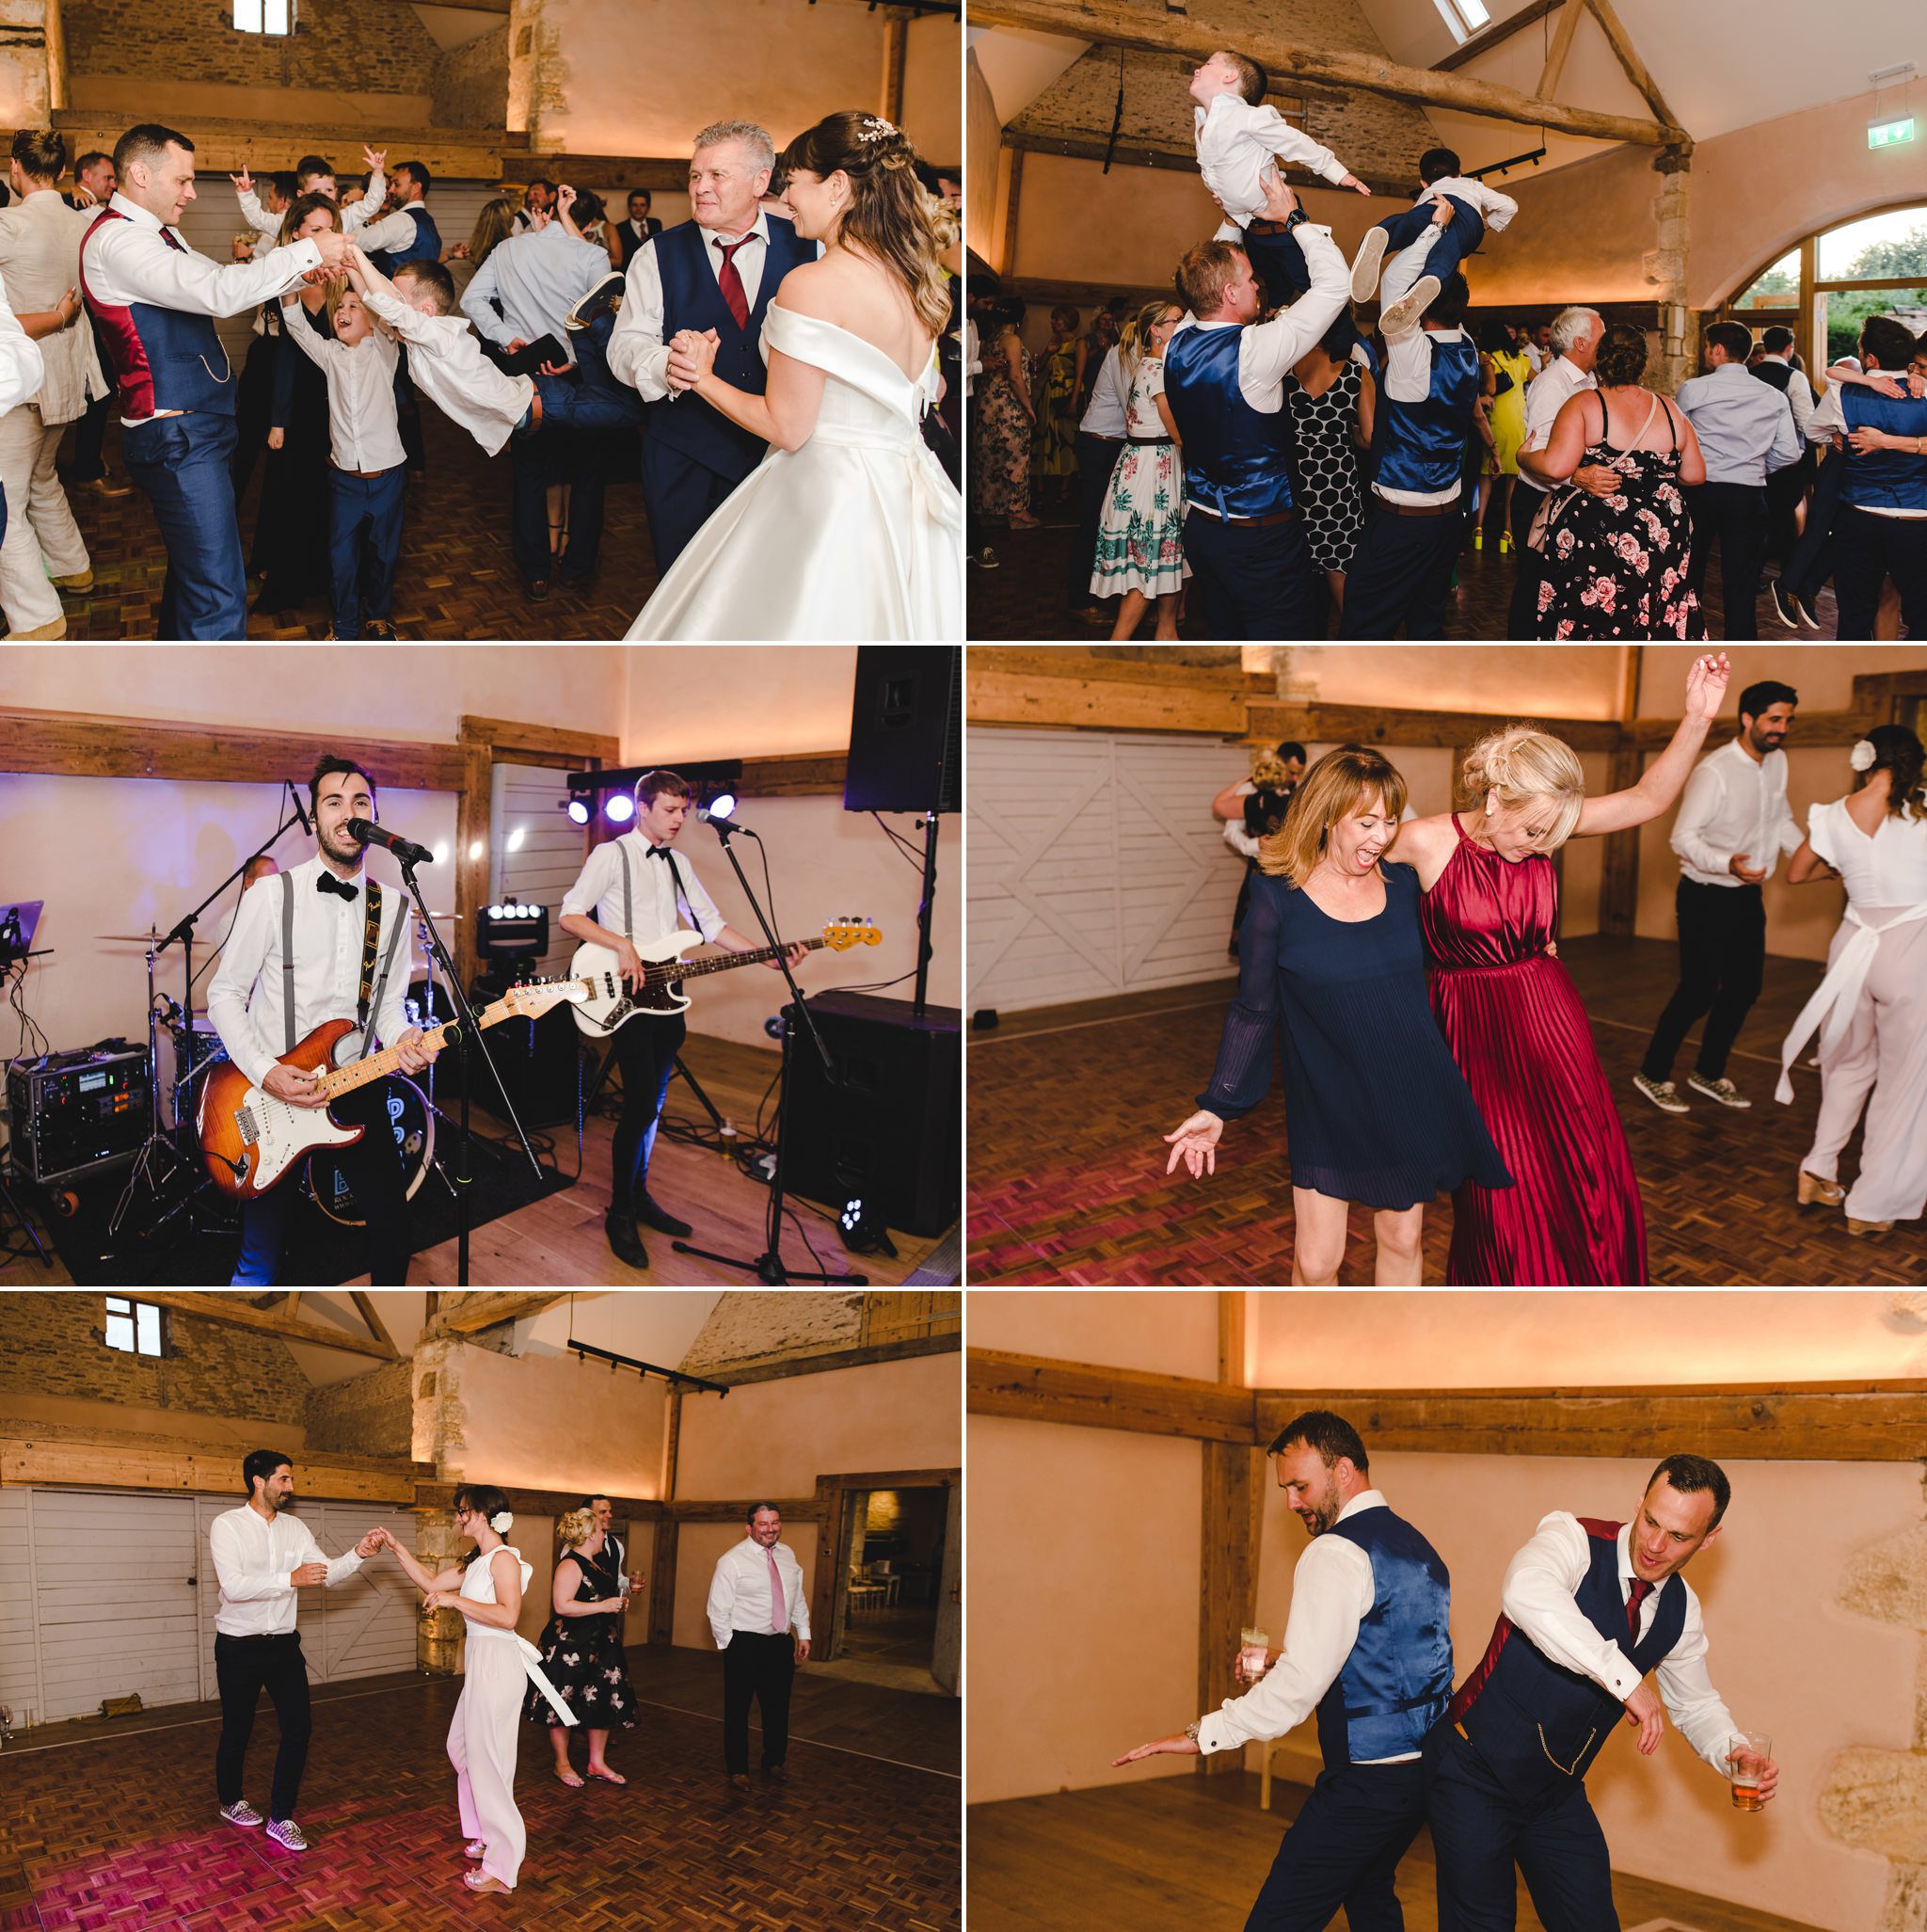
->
<box><xmin>605</xmin><ymin>1211</ymin><xmax>648</xmax><ymax>1270</ymax></box>
<box><xmin>727</xmin><ymin>1773</ymin><xmax>751</xmax><ymax>1793</ymax></box>
<box><xmin>86</xmin><ymin>474</ymin><xmax>133</xmax><ymax>499</ymax></box>
<box><xmin>763</xmin><ymin>1764</ymin><xmax>788</xmax><ymax>1784</ymax></box>
<box><xmin>635</xmin><ymin>1190</ymin><xmax>692</xmax><ymax>1237</ymax></box>
<box><xmin>528</xmin><ymin>576</ymin><xmax>550</xmax><ymax>601</ymax></box>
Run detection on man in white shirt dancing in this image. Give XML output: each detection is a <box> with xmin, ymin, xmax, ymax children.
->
<box><xmin>78</xmin><ymin>122</ymin><xmax>350</xmax><ymax>637</ymax></box>
<box><xmin>209</xmin><ymin>1448</ymin><xmax>385</xmax><ymax>1851</ymax></box>
<box><xmin>1426</xmin><ymin>1455</ymin><xmax>1776</xmax><ymax>1932</ymax></box>
<box><xmin>707</xmin><ymin>1503</ymin><xmax>811</xmax><ymax>1792</ymax></box>
<box><xmin>1634</xmin><ymin>679</ymin><xmax>1802</xmax><ymax>1113</ymax></box>
<box><xmin>1114</xmin><ymin>1413</ymin><xmax>1453</xmax><ymax>1932</ymax></box>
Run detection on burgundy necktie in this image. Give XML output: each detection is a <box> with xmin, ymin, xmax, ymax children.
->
<box><xmin>1625</xmin><ymin>1576</ymin><xmax>1653</xmax><ymax>1643</ymax></box>
<box><xmin>714</xmin><ymin>235</ymin><xmax>753</xmax><ymax>331</ymax></box>
<box><xmin>160</xmin><ymin>225</ymin><xmax>188</xmax><ymax>253</ymax></box>
<box><xmin>765</xmin><ymin>1546</ymin><xmax>786</xmax><ymax>1634</ymax></box>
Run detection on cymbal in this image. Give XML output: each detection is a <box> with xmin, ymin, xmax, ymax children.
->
<box><xmin>97</xmin><ymin>931</ymin><xmax>165</xmax><ymax>942</ymax></box>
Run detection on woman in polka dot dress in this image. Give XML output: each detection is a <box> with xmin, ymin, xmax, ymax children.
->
<box><xmin>1283</xmin><ymin>314</ymin><xmax>1373</xmax><ymax>620</ymax></box>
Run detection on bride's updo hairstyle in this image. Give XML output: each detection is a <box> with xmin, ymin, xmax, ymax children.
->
<box><xmin>1460</xmin><ymin>726</ymin><xmax>1586</xmax><ymax>852</ymax></box>
<box><xmin>1261</xmin><ymin>745</ymin><xmax>1408</xmax><ymax>888</ymax></box>
<box><xmin>779</xmin><ymin>111</ymin><xmax>959</xmax><ymax>338</ymax></box>
<box><xmin>1855</xmin><ymin>724</ymin><xmax>1926</xmax><ymax>821</ymax></box>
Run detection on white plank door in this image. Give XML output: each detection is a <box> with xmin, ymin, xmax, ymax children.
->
<box><xmin>492</xmin><ymin>760</ymin><xmax>589</xmax><ymax>982</ymax></box>
<box><xmin>0</xmin><ymin>1487</ymin><xmax>41</xmax><ymax>1724</ymax></box>
<box><xmin>966</xmin><ymin>727</ymin><xmax>1247</xmax><ymax>1014</ymax></box>
<box><xmin>34</xmin><ymin>1490</ymin><xmax>200</xmax><ymax>1720</ymax></box>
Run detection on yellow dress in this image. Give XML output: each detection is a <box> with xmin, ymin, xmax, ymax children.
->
<box><xmin>1486</xmin><ymin>348</ymin><xmax>1534</xmax><ymax>476</ymax></box>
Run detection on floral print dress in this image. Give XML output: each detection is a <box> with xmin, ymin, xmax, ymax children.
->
<box><xmin>1536</xmin><ymin>390</ymin><xmax>1699</xmax><ymax>640</ymax></box>
<box><xmin>970</xmin><ymin>335</ymin><xmax>1033</xmax><ymax>521</ymax></box>
<box><xmin>1091</xmin><ymin>354</ymin><xmax>1189</xmax><ymax>599</ymax></box>
<box><xmin>523</xmin><ymin>1551</ymin><xmax>637</xmax><ymax>1731</ymax></box>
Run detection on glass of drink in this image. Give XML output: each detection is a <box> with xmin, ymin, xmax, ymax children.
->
<box><xmin>1726</xmin><ymin>1732</ymin><xmax>1771</xmax><ymax>1810</ymax></box>
<box><xmin>1238</xmin><ymin>1626</ymin><xmax>1270</xmax><ymax>1684</ymax></box>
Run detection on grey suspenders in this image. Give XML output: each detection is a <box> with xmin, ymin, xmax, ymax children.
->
<box><xmin>277</xmin><ymin>868</ymin><xmax>408</xmax><ymax>1062</ymax></box>
<box><xmin>617</xmin><ymin>838</ymin><xmax>696</xmax><ymax>943</ymax></box>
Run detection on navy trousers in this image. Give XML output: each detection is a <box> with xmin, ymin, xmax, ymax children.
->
<box><xmin>1683</xmin><ymin>480</ymin><xmax>1767</xmax><ymax>640</ymax></box>
<box><xmin>1245</xmin><ymin>226</ymin><xmax>1314</xmax><ymax>311</ymax></box>
<box><xmin>1782</xmin><ymin>448</ymin><xmax>1842</xmax><ymax>605</ymax></box>
<box><xmin>1181</xmin><ymin>507</ymin><xmax>1320</xmax><ymax>639</ymax></box>
<box><xmin>1368</xmin><ymin>197</ymin><xmax>1487</xmax><ymax>292</ymax></box>
<box><xmin>640</xmin><ymin>436</ymin><xmax>748</xmax><ymax>574</ymax></box>
<box><xmin>1340</xmin><ymin>498</ymin><xmax>1464</xmax><ymax>637</ymax></box>
<box><xmin>326</xmin><ymin>465</ymin><xmax>406</xmax><ymax>637</ymax></box>
<box><xmin>1833</xmin><ymin>504</ymin><xmax>1927</xmax><ymax>639</ymax></box>
<box><xmin>1245</xmin><ymin>1760</ymin><xmax>1426</xmax><ymax>1932</ymax></box>
<box><xmin>533</xmin><ymin>312</ymin><xmax>645</xmax><ymax>436</ymax></box>
<box><xmin>1426</xmin><ymin>1730</ymin><xmax>1617</xmax><ymax>1932</ymax></box>
<box><xmin>123</xmin><ymin>411</ymin><xmax>247</xmax><ymax>639</ymax></box>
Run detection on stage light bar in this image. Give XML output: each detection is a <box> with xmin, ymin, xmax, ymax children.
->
<box><xmin>604</xmin><ymin>793</ymin><xmax>635</xmax><ymax>824</ymax></box>
<box><xmin>565</xmin><ymin>798</ymin><xmax>590</xmax><ymax>825</ymax></box>
<box><xmin>477</xmin><ymin>902</ymin><xmax>549</xmax><ymax>964</ymax></box>
<box><xmin>709</xmin><ymin>791</ymin><xmax>737</xmax><ymax>819</ymax></box>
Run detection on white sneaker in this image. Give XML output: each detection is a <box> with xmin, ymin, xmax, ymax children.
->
<box><xmin>1379</xmin><ymin>275</ymin><xmax>1441</xmax><ymax>339</ymax></box>
<box><xmin>1349</xmin><ymin>226</ymin><xmax>1389</xmax><ymax>303</ymax></box>
<box><xmin>219</xmin><ymin>1799</ymin><xmax>263</xmax><ymax>1828</ymax></box>
<box><xmin>1632</xmin><ymin>1073</ymin><xmax>1690</xmax><ymax>1114</ymax></box>
<box><xmin>1688</xmin><ymin>1072</ymin><xmax>1751</xmax><ymax>1109</ymax></box>
<box><xmin>264</xmin><ymin>1817</ymin><xmax>309</xmax><ymax>1852</ymax></box>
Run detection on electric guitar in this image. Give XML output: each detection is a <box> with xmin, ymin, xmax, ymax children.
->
<box><xmin>197</xmin><ymin>978</ymin><xmax>586</xmax><ymax>1200</ymax></box>
<box><xmin>567</xmin><ymin>919</ymin><xmax>882</xmax><ymax>1038</ymax></box>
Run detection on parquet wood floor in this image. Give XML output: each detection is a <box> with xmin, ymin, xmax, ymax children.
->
<box><xmin>966</xmin><ymin>936</ymin><xmax>1924</xmax><ymax>1286</ymax></box>
<box><xmin>967</xmin><ymin>1770</ymin><xmax>1823</xmax><ymax>1932</ymax></box>
<box><xmin>5</xmin><ymin>1033</ymin><xmax>953</xmax><ymax>1288</ymax></box>
<box><xmin>0</xmin><ymin>1647</ymin><xmax>960</xmax><ymax>1930</ymax></box>
<box><xmin>967</xmin><ymin>518</ymin><xmax>1842</xmax><ymax>643</ymax></box>
<box><xmin>54</xmin><ymin>412</ymin><xmax>653</xmax><ymax>641</ymax></box>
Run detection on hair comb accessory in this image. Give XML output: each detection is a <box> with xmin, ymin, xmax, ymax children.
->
<box><xmin>858</xmin><ymin>117</ymin><xmax>898</xmax><ymax>143</ymax></box>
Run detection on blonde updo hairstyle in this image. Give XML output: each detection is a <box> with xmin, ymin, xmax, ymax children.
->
<box><xmin>556</xmin><ymin>1507</ymin><xmax>595</xmax><ymax>1550</ymax></box>
<box><xmin>778</xmin><ymin>111</ymin><xmax>959</xmax><ymax>337</ymax></box>
<box><xmin>1120</xmin><ymin>296</ymin><xmax>1179</xmax><ymax>384</ymax></box>
<box><xmin>1260</xmin><ymin>745</ymin><xmax>1408</xmax><ymax>888</ymax></box>
<box><xmin>1460</xmin><ymin>726</ymin><xmax>1586</xmax><ymax>853</ymax></box>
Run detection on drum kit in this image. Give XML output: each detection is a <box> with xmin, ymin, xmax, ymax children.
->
<box><xmin>97</xmin><ymin>902</ymin><xmax>461</xmax><ymax>1241</ymax></box>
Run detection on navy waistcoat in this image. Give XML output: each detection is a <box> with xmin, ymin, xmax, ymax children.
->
<box><xmin>80</xmin><ymin>210</ymin><xmax>235</xmax><ymax>417</ymax></box>
<box><xmin>1840</xmin><ymin>384</ymin><xmax>1927</xmax><ymax>513</ymax></box>
<box><xmin>1375</xmin><ymin>331</ymin><xmax>1479</xmax><ymax>497</ymax></box>
<box><xmin>1162</xmin><ymin>323</ymin><xmax>1297</xmax><ymax>520</ymax></box>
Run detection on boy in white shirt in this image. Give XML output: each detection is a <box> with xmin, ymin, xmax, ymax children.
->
<box><xmin>233</xmin><ymin>148</ymin><xmax>389</xmax><ymax>237</ymax></box>
<box><xmin>1190</xmin><ymin>49</ymin><xmax>1370</xmax><ymax>311</ymax></box>
<box><xmin>1349</xmin><ymin>145</ymin><xmax>1518</xmax><ymax>330</ymax></box>
<box><xmin>278</xmin><ymin>281</ymin><xmax>406</xmax><ymax>639</ymax></box>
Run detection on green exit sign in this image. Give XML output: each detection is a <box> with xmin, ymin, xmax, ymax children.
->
<box><xmin>1869</xmin><ymin>116</ymin><xmax>1917</xmax><ymax>149</ymax></box>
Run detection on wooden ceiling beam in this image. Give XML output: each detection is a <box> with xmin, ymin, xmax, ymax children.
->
<box><xmin>1005</xmin><ymin>127</ymin><xmax>1411</xmax><ymax>197</ymax></box>
<box><xmin>1434</xmin><ymin>0</ymin><xmax>1561</xmax><ymax>72</ymax></box>
<box><xmin>436</xmin><ymin>1292</ymin><xmax>567</xmax><ymax>1333</ymax></box>
<box><xmin>1582</xmin><ymin>0</ymin><xmax>1682</xmax><ymax>139</ymax></box>
<box><xmin>1536</xmin><ymin>0</ymin><xmax>1584</xmax><ymax>103</ymax></box>
<box><xmin>349</xmin><ymin>1292</ymin><xmax>399</xmax><ymax>1359</ymax></box>
<box><xmin>134</xmin><ymin>1291</ymin><xmax>398</xmax><ymax>1360</ymax></box>
<box><xmin>969</xmin><ymin>0</ymin><xmax>1685</xmax><ymax>146</ymax></box>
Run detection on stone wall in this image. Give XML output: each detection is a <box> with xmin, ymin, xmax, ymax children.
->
<box><xmin>432</xmin><ymin>23</ymin><xmax>504</xmax><ymax>131</ymax></box>
<box><xmin>680</xmin><ymin>1291</ymin><xmax>865</xmax><ymax>1376</ymax></box>
<box><xmin>303</xmin><ymin>1357</ymin><xmax>413</xmax><ymax>1458</ymax></box>
<box><xmin>61</xmin><ymin>0</ymin><xmax>438</xmax><ymax>94</ymax></box>
<box><xmin>0</xmin><ymin>1295</ymin><xmax>306</xmax><ymax>1427</ymax></box>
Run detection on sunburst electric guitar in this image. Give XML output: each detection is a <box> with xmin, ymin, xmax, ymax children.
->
<box><xmin>197</xmin><ymin>978</ymin><xmax>587</xmax><ymax>1200</ymax></box>
<box><xmin>567</xmin><ymin>919</ymin><xmax>883</xmax><ymax>1038</ymax></box>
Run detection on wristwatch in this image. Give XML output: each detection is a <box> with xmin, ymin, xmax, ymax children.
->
<box><xmin>1185</xmin><ymin>1718</ymin><xmax>1202</xmax><ymax>1745</ymax></box>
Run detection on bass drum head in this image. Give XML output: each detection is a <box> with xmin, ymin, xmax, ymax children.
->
<box><xmin>303</xmin><ymin>1076</ymin><xmax>434</xmax><ymax>1226</ymax></box>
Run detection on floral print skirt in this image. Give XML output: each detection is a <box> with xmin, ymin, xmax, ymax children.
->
<box><xmin>1091</xmin><ymin>441</ymin><xmax>1190</xmax><ymax>599</ymax></box>
<box><xmin>1535</xmin><ymin>445</ymin><xmax>1699</xmax><ymax>639</ymax></box>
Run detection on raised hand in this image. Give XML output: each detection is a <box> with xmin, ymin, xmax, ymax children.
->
<box><xmin>230</xmin><ymin>167</ymin><xmax>253</xmax><ymax>195</ymax></box>
<box><xmin>1682</xmin><ymin>650</ymin><xmax>1729</xmax><ymax>722</ymax></box>
<box><xmin>557</xmin><ymin>183</ymin><xmax>577</xmax><ymax>212</ymax></box>
<box><xmin>1163</xmin><ymin>1110</ymin><xmax>1224</xmax><ymax>1178</ymax></box>
<box><xmin>354</xmin><ymin>1528</ymin><xmax>382</xmax><ymax>1558</ymax></box>
<box><xmin>362</xmin><ymin>145</ymin><xmax>387</xmax><ymax>175</ymax></box>
<box><xmin>311</xmin><ymin>229</ymin><xmax>351</xmax><ymax>269</ymax></box>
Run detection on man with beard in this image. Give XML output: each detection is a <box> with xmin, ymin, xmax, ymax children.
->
<box><xmin>1633</xmin><ymin>679</ymin><xmax>1801</xmax><ymax>1114</ymax></box>
<box><xmin>206</xmin><ymin>755</ymin><xmax>439</xmax><ymax>1284</ymax></box>
<box><xmin>1113</xmin><ymin>1412</ymin><xmax>1452</xmax><ymax>1932</ymax></box>
<box><xmin>1427</xmin><ymin>1456</ymin><xmax>1776</xmax><ymax>1932</ymax></box>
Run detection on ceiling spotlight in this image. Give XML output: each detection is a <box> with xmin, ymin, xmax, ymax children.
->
<box><xmin>565</xmin><ymin>798</ymin><xmax>590</xmax><ymax>825</ymax></box>
<box><xmin>605</xmin><ymin>793</ymin><xmax>635</xmax><ymax>824</ymax></box>
<box><xmin>709</xmin><ymin>790</ymin><xmax>737</xmax><ymax>818</ymax></box>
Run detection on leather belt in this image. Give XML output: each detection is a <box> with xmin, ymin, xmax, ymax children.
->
<box><xmin>330</xmin><ymin>459</ymin><xmax>398</xmax><ymax>480</ymax></box>
<box><xmin>1126</xmin><ymin>435</ymin><xmax>1174</xmax><ymax>446</ymax></box>
<box><xmin>1246</xmin><ymin>218</ymin><xmax>1293</xmax><ymax>235</ymax></box>
<box><xmin>1204</xmin><ymin>506</ymin><xmax>1298</xmax><ymax>528</ymax></box>
<box><xmin>1373</xmin><ymin>494</ymin><xmax>1459</xmax><ymax>519</ymax></box>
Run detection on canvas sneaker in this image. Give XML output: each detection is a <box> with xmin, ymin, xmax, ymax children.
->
<box><xmin>1688</xmin><ymin>1072</ymin><xmax>1751</xmax><ymax>1109</ymax></box>
<box><xmin>219</xmin><ymin>1799</ymin><xmax>263</xmax><ymax>1828</ymax></box>
<box><xmin>264</xmin><ymin>1818</ymin><xmax>309</xmax><ymax>1852</ymax></box>
<box><xmin>1632</xmin><ymin>1072</ymin><xmax>1689</xmax><ymax>1114</ymax></box>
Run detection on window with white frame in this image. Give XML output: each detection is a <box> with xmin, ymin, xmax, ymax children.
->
<box><xmin>1431</xmin><ymin>0</ymin><xmax>1491</xmax><ymax>43</ymax></box>
<box><xmin>233</xmin><ymin>0</ymin><xmax>294</xmax><ymax>35</ymax></box>
<box><xmin>104</xmin><ymin>1297</ymin><xmax>165</xmax><ymax>1357</ymax></box>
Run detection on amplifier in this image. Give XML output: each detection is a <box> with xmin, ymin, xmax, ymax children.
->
<box><xmin>7</xmin><ymin>1046</ymin><xmax>151</xmax><ymax>1184</ymax></box>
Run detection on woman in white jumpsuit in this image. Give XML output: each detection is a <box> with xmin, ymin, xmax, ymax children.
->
<box><xmin>1781</xmin><ymin>726</ymin><xmax>1927</xmax><ymax>1234</ymax></box>
<box><xmin>384</xmin><ymin>1481</ymin><xmax>576</xmax><ymax>1892</ymax></box>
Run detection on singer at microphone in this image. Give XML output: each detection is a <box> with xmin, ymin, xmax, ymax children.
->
<box><xmin>346</xmin><ymin>818</ymin><xmax>437</xmax><ymax>867</ymax></box>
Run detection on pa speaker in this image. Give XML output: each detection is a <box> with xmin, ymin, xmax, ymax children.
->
<box><xmin>467</xmin><ymin>975</ymin><xmax>581</xmax><ymax>1129</ymax></box>
<box><xmin>843</xmin><ymin>646</ymin><xmax>962</xmax><ymax>815</ymax></box>
<box><xmin>781</xmin><ymin>989</ymin><xmax>960</xmax><ymax>1237</ymax></box>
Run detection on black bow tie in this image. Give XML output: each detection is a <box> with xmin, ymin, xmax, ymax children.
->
<box><xmin>316</xmin><ymin>873</ymin><xmax>359</xmax><ymax>902</ymax></box>
<box><xmin>648</xmin><ymin>846</ymin><xmax>673</xmax><ymax>861</ymax></box>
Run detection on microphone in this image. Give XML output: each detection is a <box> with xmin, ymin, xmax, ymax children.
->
<box><xmin>698</xmin><ymin>806</ymin><xmax>746</xmax><ymax>838</ymax></box>
<box><xmin>286</xmin><ymin>779</ymin><xmax>311</xmax><ymax>836</ymax></box>
<box><xmin>345</xmin><ymin>818</ymin><xmax>435</xmax><ymax>866</ymax></box>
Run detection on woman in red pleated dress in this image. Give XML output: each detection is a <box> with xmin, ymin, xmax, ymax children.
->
<box><xmin>1392</xmin><ymin>652</ymin><xmax>1730</xmax><ymax>1285</ymax></box>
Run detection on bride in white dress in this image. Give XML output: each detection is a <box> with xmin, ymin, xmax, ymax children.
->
<box><xmin>628</xmin><ymin>110</ymin><xmax>962</xmax><ymax>640</ymax></box>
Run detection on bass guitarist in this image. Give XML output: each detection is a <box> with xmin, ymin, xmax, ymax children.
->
<box><xmin>557</xmin><ymin>768</ymin><xmax>804</xmax><ymax>1271</ymax></box>
<box><xmin>206</xmin><ymin>755</ymin><xmax>440</xmax><ymax>1285</ymax></box>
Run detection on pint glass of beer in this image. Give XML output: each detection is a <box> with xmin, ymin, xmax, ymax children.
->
<box><xmin>1237</xmin><ymin>1626</ymin><xmax>1270</xmax><ymax>1684</ymax></box>
<box><xmin>1725</xmin><ymin>1732</ymin><xmax>1771</xmax><ymax>1810</ymax></box>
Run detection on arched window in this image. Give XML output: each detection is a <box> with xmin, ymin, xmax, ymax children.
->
<box><xmin>1725</xmin><ymin>202</ymin><xmax>1927</xmax><ymax>371</ymax></box>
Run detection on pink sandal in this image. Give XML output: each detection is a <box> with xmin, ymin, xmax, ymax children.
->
<box><xmin>464</xmin><ymin>1840</ymin><xmax>487</xmax><ymax>1860</ymax></box>
<box><xmin>464</xmin><ymin>1870</ymin><xmax>511</xmax><ymax>1894</ymax></box>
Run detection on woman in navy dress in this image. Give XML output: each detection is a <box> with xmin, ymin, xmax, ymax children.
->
<box><xmin>1166</xmin><ymin>746</ymin><xmax>1510</xmax><ymax>1285</ymax></box>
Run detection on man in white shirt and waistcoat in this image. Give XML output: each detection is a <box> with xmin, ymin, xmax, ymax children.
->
<box><xmin>209</xmin><ymin>1448</ymin><xmax>385</xmax><ymax>1851</ymax></box>
<box><xmin>206</xmin><ymin>755</ymin><xmax>439</xmax><ymax>1284</ymax></box>
<box><xmin>708</xmin><ymin>1502</ymin><xmax>811</xmax><ymax>1791</ymax></box>
<box><xmin>1634</xmin><ymin>680</ymin><xmax>1802</xmax><ymax>1113</ymax></box>
<box><xmin>1114</xmin><ymin>1412</ymin><xmax>1453</xmax><ymax>1932</ymax></box>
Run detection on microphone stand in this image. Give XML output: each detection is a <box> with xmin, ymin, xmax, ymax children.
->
<box><xmin>672</xmin><ymin>822</ymin><xmax>864</xmax><ymax>1287</ymax></box>
<box><xmin>393</xmin><ymin>854</ymin><xmax>545</xmax><ymax>1286</ymax></box>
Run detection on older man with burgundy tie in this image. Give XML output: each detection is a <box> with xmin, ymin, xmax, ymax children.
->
<box><xmin>79</xmin><ymin>123</ymin><xmax>350</xmax><ymax>637</ymax></box>
<box><xmin>706</xmin><ymin>1502</ymin><xmax>811</xmax><ymax>1793</ymax></box>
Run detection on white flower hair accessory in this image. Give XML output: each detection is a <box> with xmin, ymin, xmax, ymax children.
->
<box><xmin>489</xmin><ymin>1510</ymin><xmax>514</xmax><ymax>1533</ymax></box>
<box><xmin>1850</xmin><ymin>739</ymin><xmax>1877</xmax><ymax>772</ymax></box>
<box><xmin>858</xmin><ymin>117</ymin><xmax>898</xmax><ymax>144</ymax></box>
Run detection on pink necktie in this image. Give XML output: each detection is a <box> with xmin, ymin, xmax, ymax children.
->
<box><xmin>766</xmin><ymin>1547</ymin><xmax>786</xmax><ymax>1634</ymax></box>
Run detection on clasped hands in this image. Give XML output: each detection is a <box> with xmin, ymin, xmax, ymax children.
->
<box><xmin>666</xmin><ymin>327</ymin><xmax>722</xmax><ymax>392</ymax></box>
